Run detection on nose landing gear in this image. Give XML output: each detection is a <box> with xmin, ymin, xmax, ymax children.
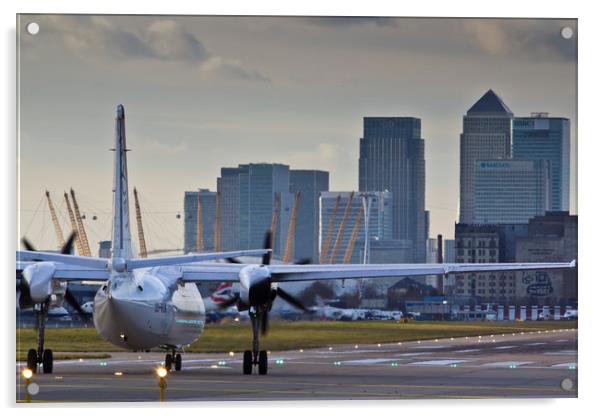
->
<box><xmin>26</xmin><ymin>300</ymin><xmax>53</xmax><ymax>374</ymax></box>
<box><xmin>165</xmin><ymin>350</ymin><xmax>182</xmax><ymax>371</ymax></box>
<box><xmin>242</xmin><ymin>309</ymin><xmax>268</xmax><ymax>375</ymax></box>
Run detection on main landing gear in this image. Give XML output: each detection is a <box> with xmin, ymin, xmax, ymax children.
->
<box><xmin>26</xmin><ymin>300</ymin><xmax>53</xmax><ymax>374</ymax></box>
<box><xmin>243</xmin><ymin>309</ymin><xmax>268</xmax><ymax>375</ymax></box>
<box><xmin>165</xmin><ymin>349</ymin><xmax>182</xmax><ymax>371</ymax></box>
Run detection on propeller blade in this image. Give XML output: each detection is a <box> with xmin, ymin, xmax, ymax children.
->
<box><xmin>21</xmin><ymin>237</ymin><xmax>36</xmax><ymax>252</ymax></box>
<box><xmin>262</xmin><ymin>231</ymin><xmax>272</xmax><ymax>265</ymax></box>
<box><xmin>294</xmin><ymin>258</ymin><xmax>312</xmax><ymax>265</ymax></box>
<box><xmin>218</xmin><ymin>294</ymin><xmax>240</xmax><ymax>309</ymax></box>
<box><xmin>276</xmin><ymin>287</ymin><xmax>308</xmax><ymax>311</ymax></box>
<box><xmin>61</xmin><ymin>232</ymin><xmax>77</xmax><ymax>255</ymax></box>
<box><xmin>64</xmin><ymin>288</ymin><xmax>89</xmax><ymax>322</ymax></box>
<box><xmin>260</xmin><ymin>310</ymin><xmax>269</xmax><ymax>335</ymax></box>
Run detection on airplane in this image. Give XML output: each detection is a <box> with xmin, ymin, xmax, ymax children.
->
<box><xmin>16</xmin><ymin>105</ymin><xmax>576</xmax><ymax>376</ymax></box>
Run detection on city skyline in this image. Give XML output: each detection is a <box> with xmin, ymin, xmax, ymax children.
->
<box><xmin>18</xmin><ymin>15</ymin><xmax>577</xmax><ymax>252</ymax></box>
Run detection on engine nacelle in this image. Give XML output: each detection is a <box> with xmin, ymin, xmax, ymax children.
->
<box><xmin>22</xmin><ymin>262</ymin><xmax>64</xmax><ymax>304</ymax></box>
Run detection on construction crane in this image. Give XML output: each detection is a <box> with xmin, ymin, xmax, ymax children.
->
<box><xmin>196</xmin><ymin>191</ymin><xmax>204</xmax><ymax>252</ymax></box>
<box><xmin>63</xmin><ymin>192</ymin><xmax>84</xmax><ymax>256</ymax></box>
<box><xmin>329</xmin><ymin>191</ymin><xmax>355</xmax><ymax>264</ymax></box>
<box><xmin>319</xmin><ymin>194</ymin><xmax>341</xmax><ymax>264</ymax></box>
<box><xmin>343</xmin><ymin>204</ymin><xmax>364</xmax><ymax>264</ymax></box>
<box><xmin>270</xmin><ymin>192</ymin><xmax>281</xmax><ymax>248</ymax></box>
<box><xmin>133</xmin><ymin>187</ymin><xmax>147</xmax><ymax>258</ymax></box>
<box><xmin>69</xmin><ymin>188</ymin><xmax>92</xmax><ymax>257</ymax></box>
<box><xmin>44</xmin><ymin>190</ymin><xmax>65</xmax><ymax>249</ymax></box>
<box><xmin>283</xmin><ymin>191</ymin><xmax>301</xmax><ymax>263</ymax></box>
<box><xmin>213</xmin><ymin>190</ymin><xmax>221</xmax><ymax>252</ymax></box>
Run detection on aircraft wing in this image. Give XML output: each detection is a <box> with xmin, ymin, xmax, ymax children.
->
<box><xmin>178</xmin><ymin>261</ymin><xmax>575</xmax><ymax>283</ymax></box>
<box><xmin>17</xmin><ymin>261</ymin><xmax>111</xmax><ymax>282</ymax></box>
<box><xmin>268</xmin><ymin>261</ymin><xmax>576</xmax><ymax>282</ymax></box>
<box><xmin>181</xmin><ymin>264</ymin><xmax>244</xmax><ymax>282</ymax></box>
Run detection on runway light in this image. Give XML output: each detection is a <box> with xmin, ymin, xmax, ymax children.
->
<box><xmin>377</xmin><ymin>343</ymin><xmax>382</xmax><ymax>347</ymax></box>
<box><xmin>229</xmin><ymin>351</ymin><xmax>235</xmax><ymax>357</ymax></box>
<box><xmin>234</xmin><ymin>317</ymin><xmax>240</xmax><ymax>322</ymax></box>
<box><xmin>397</xmin><ymin>342</ymin><xmax>402</xmax><ymax>345</ymax></box>
<box><xmin>354</xmin><ymin>345</ymin><xmax>359</xmax><ymax>349</ymax></box>
<box><xmin>328</xmin><ymin>347</ymin><xmax>333</xmax><ymax>351</ymax></box>
<box><xmin>502</xmin><ymin>334</ymin><xmax>505</xmax><ymax>337</ymax></box>
<box><xmin>299</xmin><ymin>349</ymin><xmax>304</xmax><ymax>353</ymax></box>
<box><xmin>22</xmin><ymin>368</ymin><xmax>33</xmax><ymax>380</ymax></box>
<box><xmin>79</xmin><ymin>358</ymin><xmax>84</xmax><ymax>362</ymax></box>
<box><xmin>478</xmin><ymin>336</ymin><xmax>482</xmax><ymax>339</ymax></box>
<box><xmin>417</xmin><ymin>341</ymin><xmax>421</xmax><ymax>344</ymax></box>
<box><xmin>268</xmin><ymin>351</ymin><xmax>272</xmax><ymax>355</ymax></box>
<box><xmin>114</xmin><ymin>371</ymin><xmax>123</xmax><ymax>376</ymax></box>
<box><xmin>138</xmin><ymin>356</ymin><xmax>142</xmax><ymax>360</ymax></box>
<box><xmin>520</xmin><ymin>332</ymin><xmax>524</xmax><ymax>335</ymax></box>
<box><xmin>492</xmin><ymin>339</ymin><xmax>496</xmax><ymax>343</ymax></box>
<box><xmin>435</xmin><ymin>339</ymin><xmax>439</xmax><ymax>342</ymax></box>
<box><xmin>450</xmin><ymin>338</ymin><xmax>454</xmax><ymax>341</ymax></box>
<box><xmin>156</xmin><ymin>367</ymin><xmax>168</xmax><ymax>378</ymax></box>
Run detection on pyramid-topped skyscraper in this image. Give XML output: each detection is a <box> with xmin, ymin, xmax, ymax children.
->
<box><xmin>459</xmin><ymin>90</ymin><xmax>513</xmax><ymax>224</ymax></box>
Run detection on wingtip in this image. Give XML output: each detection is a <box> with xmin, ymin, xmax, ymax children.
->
<box><xmin>570</xmin><ymin>259</ymin><xmax>577</xmax><ymax>267</ymax></box>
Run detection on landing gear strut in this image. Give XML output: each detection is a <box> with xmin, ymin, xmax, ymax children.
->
<box><xmin>243</xmin><ymin>309</ymin><xmax>268</xmax><ymax>375</ymax></box>
<box><xmin>27</xmin><ymin>300</ymin><xmax>53</xmax><ymax>374</ymax></box>
<box><xmin>165</xmin><ymin>349</ymin><xmax>182</xmax><ymax>372</ymax></box>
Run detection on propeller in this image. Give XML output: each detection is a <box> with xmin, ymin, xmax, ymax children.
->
<box><xmin>18</xmin><ymin>233</ymin><xmax>88</xmax><ymax>321</ymax></box>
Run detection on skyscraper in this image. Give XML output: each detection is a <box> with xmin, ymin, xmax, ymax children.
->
<box><xmin>359</xmin><ymin>117</ymin><xmax>426</xmax><ymax>262</ymax></box>
<box><xmin>513</xmin><ymin>114</ymin><xmax>570</xmax><ymax>211</ymax></box>
<box><xmin>183</xmin><ymin>189</ymin><xmax>216</xmax><ymax>253</ymax></box>
<box><xmin>217</xmin><ymin>163</ymin><xmax>292</xmax><ymax>256</ymax></box>
<box><xmin>289</xmin><ymin>170</ymin><xmax>329</xmax><ymax>262</ymax></box>
<box><xmin>460</xmin><ymin>90</ymin><xmax>513</xmax><ymax>224</ymax></box>
<box><xmin>474</xmin><ymin>159</ymin><xmax>549</xmax><ymax>224</ymax></box>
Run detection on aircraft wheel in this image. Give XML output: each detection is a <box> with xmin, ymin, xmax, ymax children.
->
<box><xmin>243</xmin><ymin>350</ymin><xmax>252</xmax><ymax>375</ymax></box>
<box><xmin>165</xmin><ymin>353</ymin><xmax>173</xmax><ymax>371</ymax></box>
<box><xmin>42</xmin><ymin>349</ymin><xmax>53</xmax><ymax>374</ymax></box>
<box><xmin>175</xmin><ymin>353</ymin><xmax>182</xmax><ymax>371</ymax></box>
<box><xmin>27</xmin><ymin>349</ymin><xmax>37</xmax><ymax>373</ymax></box>
<box><xmin>258</xmin><ymin>350</ymin><xmax>268</xmax><ymax>375</ymax></box>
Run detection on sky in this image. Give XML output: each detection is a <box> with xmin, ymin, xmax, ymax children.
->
<box><xmin>17</xmin><ymin>15</ymin><xmax>577</xmax><ymax>253</ymax></box>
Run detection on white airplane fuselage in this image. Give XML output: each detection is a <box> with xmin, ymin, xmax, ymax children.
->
<box><xmin>93</xmin><ymin>267</ymin><xmax>205</xmax><ymax>350</ymax></box>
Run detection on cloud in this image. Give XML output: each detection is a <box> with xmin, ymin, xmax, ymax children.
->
<box><xmin>38</xmin><ymin>16</ymin><xmax>268</xmax><ymax>81</ymax></box>
<box><xmin>144</xmin><ymin>138</ymin><xmax>189</xmax><ymax>155</ymax></box>
<box><xmin>201</xmin><ymin>56</ymin><xmax>270</xmax><ymax>83</ymax></box>
<box><xmin>306</xmin><ymin>16</ymin><xmax>398</xmax><ymax>28</ymax></box>
<box><xmin>462</xmin><ymin>19</ymin><xmax>576</xmax><ymax>62</ymax></box>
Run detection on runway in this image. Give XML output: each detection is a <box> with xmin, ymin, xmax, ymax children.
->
<box><xmin>16</xmin><ymin>328</ymin><xmax>578</xmax><ymax>402</ymax></box>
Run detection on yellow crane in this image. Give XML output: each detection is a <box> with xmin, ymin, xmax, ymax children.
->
<box><xmin>283</xmin><ymin>191</ymin><xmax>301</xmax><ymax>263</ymax></box>
<box><xmin>329</xmin><ymin>191</ymin><xmax>355</xmax><ymax>264</ymax></box>
<box><xmin>270</xmin><ymin>192</ymin><xmax>281</xmax><ymax>248</ymax></box>
<box><xmin>45</xmin><ymin>190</ymin><xmax>65</xmax><ymax>248</ymax></box>
<box><xmin>133</xmin><ymin>187</ymin><xmax>147</xmax><ymax>258</ymax></box>
<box><xmin>213</xmin><ymin>190</ymin><xmax>221</xmax><ymax>251</ymax></box>
<box><xmin>343</xmin><ymin>204</ymin><xmax>364</xmax><ymax>264</ymax></box>
<box><xmin>69</xmin><ymin>188</ymin><xmax>92</xmax><ymax>257</ymax></box>
<box><xmin>63</xmin><ymin>192</ymin><xmax>84</xmax><ymax>256</ymax></box>
<box><xmin>319</xmin><ymin>194</ymin><xmax>341</xmax><ymax>264</ymax></box>
<box><xmin>196</xmin><ymin>191</ymin><xmax>204</xmax><ymax>252</ymax></box>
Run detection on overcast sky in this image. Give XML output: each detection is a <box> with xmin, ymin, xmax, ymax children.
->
<box><xmin>17</xmin><ymin>15</ymin><xmax>577</xmax><ymax>253</ymax></box>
